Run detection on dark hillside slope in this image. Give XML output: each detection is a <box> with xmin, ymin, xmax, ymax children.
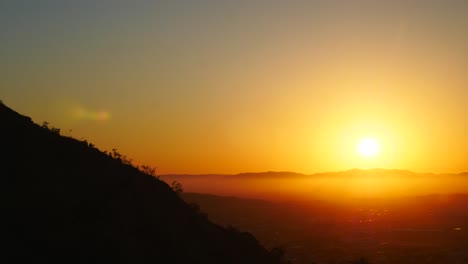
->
<box><xmin>0</xmin><ymin>102</ymin><xmax>283</xmax><ymax>264</ymax></box>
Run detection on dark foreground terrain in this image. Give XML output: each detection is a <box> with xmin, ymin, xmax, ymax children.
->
<box><xmin>183</xmin><ymin>192</ymin><xmax>468</xmax><ymax>264</ymax></box>
<box><xmin>0</xmin><ymin>102</ymin><xmax>285</xmax><ymax>264</ymax></box>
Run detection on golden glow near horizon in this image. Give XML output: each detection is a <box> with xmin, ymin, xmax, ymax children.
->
<box><xmin>357</xmin><ymin>138</ymin><xmax>380</xmax><ymax>158</ymax></box>
<box><xmin>1</xmin><ymin>1</ymin><xmax>468</xmax><ymax>174</ymax></box>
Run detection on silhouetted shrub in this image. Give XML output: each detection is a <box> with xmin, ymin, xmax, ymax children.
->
<box><xmin>270</xmin><ymin>247</ymin><xmax>285</xmax><ymax>259</ymax></box>
<box><xmin>140</xmin><ymin>165</ymin><xmax>159</xmax><ymax>178</ymax></box>
<box><xmin>41</xmin><ymin>121</ymin><xmax>60</xmax><ymax>135</ymax></box>
<box><xmin>109</xmin><ymin>148</ymin><xmax>132</xmax><ymax>165</ymax></box>
<box><xmin>189</xmin><ymin>202</ymin><xmax>208</xmax><ymax>219</ymax></box>
<box><xmin>226</xmin><ymin>225</ymin><xmax>240</xmax><ymax>233</ymax></box>
<box><xmin>110</xmin><ymin>148</ymin><xmax>122</xmax><ymax>159</ymax></box>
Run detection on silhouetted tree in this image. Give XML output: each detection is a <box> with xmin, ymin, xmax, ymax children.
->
<box><xmin>171</xmin><ymin>181</ymin><xmax>183</xmax><ymax>194</ymax></box>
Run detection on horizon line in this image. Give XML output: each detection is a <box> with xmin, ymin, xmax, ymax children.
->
<box><xmin>158</xmin><ymin>168</ymin><xmax>468</xmax><ymax>176</ymax></box>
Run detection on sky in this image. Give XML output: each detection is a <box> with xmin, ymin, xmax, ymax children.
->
<box><xmin>1</xmin><ymin>0</ymin><xmax>467</xmax><ymax>174</ymax></box>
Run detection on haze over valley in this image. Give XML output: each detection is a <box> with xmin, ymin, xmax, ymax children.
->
<box><xmin>161</xmin><ymin>170</ymin><xmax>468</xmax><ymax>201</ymax></box>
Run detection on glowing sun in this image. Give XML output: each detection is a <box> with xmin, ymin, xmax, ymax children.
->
<box><xmin>357</xmin><ymin>138</ymin><xmax>380</xmax><ymax>157</ymax></box>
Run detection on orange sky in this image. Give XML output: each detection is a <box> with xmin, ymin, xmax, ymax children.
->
<box><xmin>2</xmin><ymin>1</ymin><xmax>467</xmax><ymax>174</ymax></box>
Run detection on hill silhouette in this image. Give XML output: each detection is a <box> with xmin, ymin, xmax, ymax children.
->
<box><xmin>0</xmin><ymin>102</ymin><xmax>285</xmax><ymax>264</ymax></box>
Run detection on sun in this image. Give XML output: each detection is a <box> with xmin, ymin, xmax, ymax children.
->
<box><xmin>357</xmin><ymin>138</ymin><xmax>380</xmax><ymax>157</ymax></box>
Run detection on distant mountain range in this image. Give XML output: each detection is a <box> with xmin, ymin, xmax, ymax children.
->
<box><xmin>160</xmin><ymin>169</ymin><xmax>468</xmax><ymax>201</ymax></box>
<box><xmin>160</xmin><ymin>169</ymin><xmax>468</xmax><ymax>180</ymax></box>
<box><xmin>0</xmin><ymin>101</ymin><xmax>285</xmax><ymax>264</ymax></box>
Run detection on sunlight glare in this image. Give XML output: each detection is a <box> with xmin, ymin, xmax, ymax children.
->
<box><xmin>357</xmin><ymin>138</ymin><xmax>380</xmax><ymax>157</ymax></box>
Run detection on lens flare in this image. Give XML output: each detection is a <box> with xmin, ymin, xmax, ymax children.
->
<box><xmin>73</xmin><ymin>106</ymin><xmax>111</xmax><ymax>122</ymax></box>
